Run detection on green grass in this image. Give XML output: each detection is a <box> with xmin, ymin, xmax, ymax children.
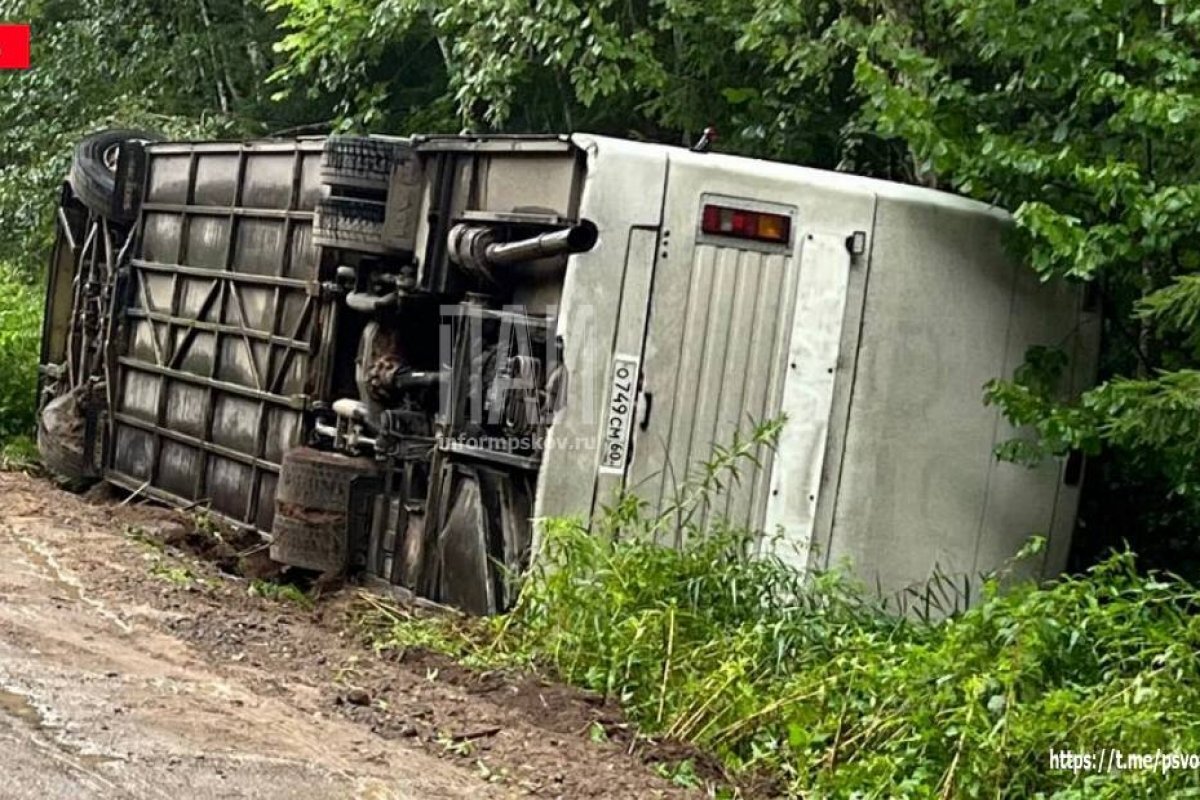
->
<box><xmin>0</xmin><ymin>263</ymin><xmax>41</xmax><ymax>451</ymax></box>
<box><xmin>361</xmin><ymin>422</ymin><xmax>1200</xmax><ymax>798</ymax></box>
<box><xmin>148</xmin><ymin>562</ymin><xmax>198</xmax><ymax>586</ymax></box>
<box><xmin>123</xmin><ymin>524</ymin><xmax>166</xmax><ymax>551</ymax></box>
<box><xmin>0</xmin><ymin>434</ymin><xmax>38</xmax><ymax>470</ymax></box>
<box><xmin>248</xmin><ymin>578</ymin><xmax>313</xmax><ymax>609</ymax></box>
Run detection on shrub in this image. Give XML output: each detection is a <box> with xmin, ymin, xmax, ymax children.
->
<box><xmin>364</xmin><ymin>422</ymin><xmax>1200</xmax><ymax>797</ymax></box>
<box><xmin>0</xmin><ymin>263</ymin><xmax>41</xmax><ymax>448</ymax></box>
<box><xmin>500</xmin><ymin>527</ymin><xmax>1200</xmax><ymax>797</ymax></box>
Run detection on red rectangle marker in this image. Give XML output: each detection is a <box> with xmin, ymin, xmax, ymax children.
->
<box><xmin>0</xmin><ymin>25</ymin><xmax>31</xmax><ymax>69</ymax></box>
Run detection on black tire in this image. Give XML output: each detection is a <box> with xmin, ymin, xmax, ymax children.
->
<box><xmin>270</xmin><ymin>510</ymin><xmax>349</xmax><ymax>574</ymax></box>
<box><xmin>320</xmin><ymin>135</ymin><xmax>404</xmax><ymax>192</ymax></box>
<box><xmin>275</xmin><ymin>447</ymin><xmax>377</xmax><ymax>513</ymax></box>
<box><xmin>313</xmin><ymin>196</ymin><xmax>388</xmax><ymax>253</ymax></box>
<box><xmin>68</xmin><ymin>128</ymin><xmax>162</xmax><ymax>223</ymax></box>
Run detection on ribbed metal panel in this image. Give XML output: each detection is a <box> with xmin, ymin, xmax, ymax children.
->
<box><xmin>108</xmin><ymin>139</ymin><xmax>328</xmax><ymax>531</ymax></box>
<box><xmin>629</xmin><ymin>243</ymin><xmax>797</xmax><ymax>534</ymax></box>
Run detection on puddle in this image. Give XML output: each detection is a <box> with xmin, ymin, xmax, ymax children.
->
<box><xmin>0</xmin><ymin>687</ymin><xmax>123</xmax><ymax>768</ymax></box>
<box><xmin>0</xmin><ymin>687</ymin><xmax>44</xmax><ymax>727</ymax></box>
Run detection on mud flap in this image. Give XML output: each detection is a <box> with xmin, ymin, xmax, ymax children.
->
<box><xmin>423</xmin><ymin>457</ymin><xmax>534</xmax><ymax>615</ymax></box>
<box><xmin>37</xmin><ymin>385</ymin><xmax>100</xmax><ymax>481</ymax></box>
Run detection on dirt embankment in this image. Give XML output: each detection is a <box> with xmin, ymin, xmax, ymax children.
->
<box><xmin>0</xmin><ymin>470</ymin><xmax>699</xmax><ymax>799</ymax></box>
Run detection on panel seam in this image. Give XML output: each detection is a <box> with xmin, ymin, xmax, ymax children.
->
<box><xmin>819</xmin><ymin>196</ymin><xmax>879</xmax><ymax>572</ymax></box>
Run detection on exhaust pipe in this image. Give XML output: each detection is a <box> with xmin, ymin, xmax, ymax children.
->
<box><xmin>483</xmin><ymin>221</ymin><xmax>598</xmax><ymax>266</ymax></box>
<box><xmin>449</xmin><ymin>220</ymin><xmax>598</xmax><ymax>280</ymax></box>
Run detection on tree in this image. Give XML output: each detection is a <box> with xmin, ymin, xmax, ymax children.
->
<box><xmin>0</xmin><ymin>0</ymin><xmax>328</xmax><ymax>277</ymax></box>
<box><xmin>850</xmin><ymin>0</ymin><xmax>1200</xmax><ymax>568</ymax></box>
<box><xmin>266</xmin><ymin>0</ymin><xmax>887</xmax><ymax>167</ymax></box>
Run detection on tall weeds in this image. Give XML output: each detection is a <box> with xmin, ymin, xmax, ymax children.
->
<box><xmin>365</xmin><ymin>422</ymin><xmax>1200</xmax><ymax>797</ymax></box>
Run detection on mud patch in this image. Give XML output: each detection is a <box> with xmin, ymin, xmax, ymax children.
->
<box><xmin>118</xmin><ymin>504</ymin><xmax>289</xmax><ymax>585</ymax></box>
<box><xmin>0</xmin><ymin>471</ymin><xmax>705</xmax><ymax>798</ymax></box>
<box><xmin>342</xmin><ymin>630</ymin><xmax>737</xmax><ymax>792</ymax></box>
<box><xmin>0</xmin><ymin>687</ymin><xmax>43</xmax><ymax>727</ymax></box>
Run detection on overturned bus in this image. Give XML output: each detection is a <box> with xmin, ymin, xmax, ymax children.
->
<box><xmin>37</xmin><ymin>129</ymin><xmax>1099</xmax><ymax>613</ymax></box>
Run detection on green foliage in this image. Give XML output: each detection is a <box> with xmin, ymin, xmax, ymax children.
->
<box><xmin>123</xmin><ymin>524</ymin><xmax>166</xmax><ymax>552</ymax></box>
<box><xmin>0</xmin><ymin>435</ymin><xmax>39</xmax><ymax>470</ymax></box>
<box><xmin>1139</xmin><ymin>274</ymin><xmax>1200</xmax><ymax>357</ymax></box>
<box><xmin>248</xmin><ymin>578</ymin><xmax>313</xmax><ymax>609</ymax></box>
<box><xmin>0</xmin><ymin>0</ymin><xmax>328</xmax><ymax>280</ymax></box>
<box><xmin>653</xmin><ymin>758</ymin><xmax>700</xmax><ymax>789</ymax></box>
<box><xmin>370</xmin><ymin>462</ymin><xmax>1200</xmax><ymax>798</ymax></box>
<box><xmin>0</xmin><ymin>264</ymin><xmax>42</xmax><ymax>446</ymax></box>
<box><xmin>266</xmin><ymin>0</ymin><xmax>456</xmax><ymax>132</ymax></box>
<box><xmin>505</xmin><ymin>525</ymin><xmax>1200</xmax><ymax>797</ymax></box>
<box><xmin>848</xmin><ymin>0</ymin><xmax>1200</xmax><ymax>539</ymax></box>
<box><xmin>357</xmin><ymin>593</ymin><xmax>508</xmax><ymax>670</ymax></box>
<box><xmin>0</xmin><ymin>0</ymin><xmax>346</xmax><ymax>458</ymax></box>
<box><xmin>265</xmin><ymin>0</ymin><xmax>881</xmax><ymax>167</ymax></box>
<box><xmin>149</xmin><ymin>562</ymin><xmax>199</xmax><ymax>586</ymax></box>
<box><xmin>988</xmin><ymin>346</ymin><xmax>1200</xmax><ymax>498</ymax></box>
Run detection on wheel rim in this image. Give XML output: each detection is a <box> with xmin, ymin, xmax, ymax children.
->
<box><xmin>102</xmin><ymin>138</ymin><xmax>152</xmax><ymax>172</ymax></box>
<box><xmin>102</xmin><ymin>143</ymin><xmax>120</xmax><ymax>172</ymax></box>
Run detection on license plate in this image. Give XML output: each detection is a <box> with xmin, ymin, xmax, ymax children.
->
<box><xmin>599</xmin><ymin>355</ymin><xmax>639</xmax><ymax>475</ymax></box>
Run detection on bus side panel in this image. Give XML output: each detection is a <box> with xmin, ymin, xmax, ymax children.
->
<box><xmin>532</xmin><ymin>137</ymin><xmax>669</xmax><ymax>531</ymax></box>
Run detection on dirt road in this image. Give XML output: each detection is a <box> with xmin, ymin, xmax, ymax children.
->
<box><xmin>0</xmin><ymin>471</ymin><xmax>691</xmax><ymax>799</ymax></box>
